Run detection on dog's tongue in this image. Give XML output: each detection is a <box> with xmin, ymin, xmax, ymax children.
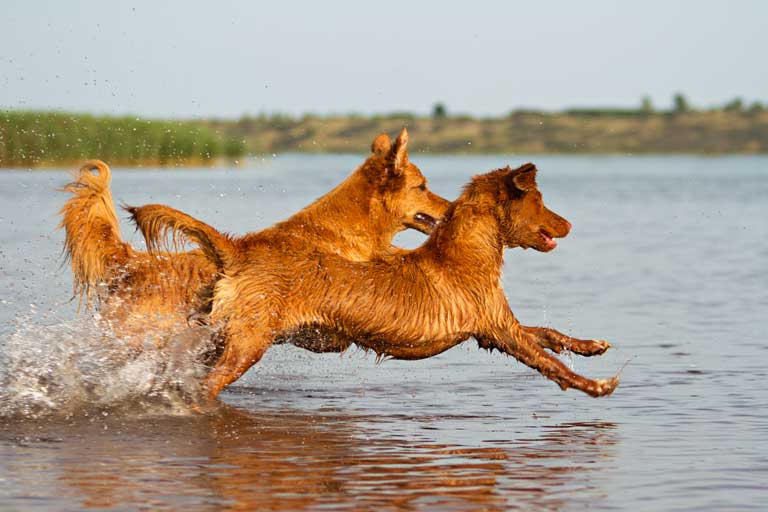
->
<box><xmin>543</xmin><ymin>233</ymin><xmax>557</xmax><ymax>250</ymax></box>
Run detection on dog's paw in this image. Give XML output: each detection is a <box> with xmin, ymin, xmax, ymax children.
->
<box><xmin>591</xmin><ymin>339</ymin><xmax>612</xmax><ymax>355</ymax></box>
<box><xmin>592</xmin><ymin>376</ymin><xmax>620</xmax><ymax>397</ymax></box>
<box><xmin>570</xmin><ymin>339</ymin><xmax>612</xmax><ymax>357</ymax></box>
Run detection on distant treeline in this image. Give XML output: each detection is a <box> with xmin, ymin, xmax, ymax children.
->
<box><xmin>0</xmin><ymin>111</ymin><xmax>246</xmax><ymax>167</ymax></box>
<box><xmin>217</xmin><ymin>108</ymin><xmax>768</xmax><ymax>155</ymax></box>
<box><xmin>2</xmin><ymin>94</ymin><xmax>767</xmax><ymax>168</ymax></box>
<box><xmin>210</xmin><ymin>94</ymin><xmax>768</xmax><ymax>155</ymax></box>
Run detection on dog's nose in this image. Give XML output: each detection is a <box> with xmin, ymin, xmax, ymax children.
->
<box><xmin>559</xmin><ymin>219</ymin><xmax>571</xmax><ymax>237</ymax></box>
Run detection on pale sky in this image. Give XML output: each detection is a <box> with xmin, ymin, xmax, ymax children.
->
<box><xmin>1</xmin><ymin>0</ymin><xmax>766</xmax><ymax>118</ymax></box>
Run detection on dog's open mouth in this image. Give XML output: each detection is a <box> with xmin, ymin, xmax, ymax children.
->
<box><xmin>539</xmin><ymin>229</ymin><xmax>557</xmax><ymax>251</ymax></box>
<box><xmin>411</xmin><ymin>212</ymin><xmax>438</xmax><ymax>233</ymax></box>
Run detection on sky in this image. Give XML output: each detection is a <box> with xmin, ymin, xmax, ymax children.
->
<box><xmin>1</xmin><ymin>0</ymin><xmax>767</xmax><ymax>118</ymax></box>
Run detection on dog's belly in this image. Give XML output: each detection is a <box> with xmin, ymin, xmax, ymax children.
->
<box><xmin>275</xmin><ymin>324</ymin><xmax>355</xmax><ymax>354</ymax></box>
<box><xmin>277</xmin><ymin>321</ymin><xmax>471</xmax><ymax>361</ymax></box>
<box><xmin>358</xmin><ymin>332</ymin><xmax>472</xmax><ymax>360</ymax></box>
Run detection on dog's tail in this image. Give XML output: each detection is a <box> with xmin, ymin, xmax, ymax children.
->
<box><xmin>126</xmin><ymin>204</ymin><xmax>237</xmax><ymax>271</ymax></box>
<box><xmin>59</xmin><ymin>160</ymin><xmax>131</xmax><ymax>304</ymax></box>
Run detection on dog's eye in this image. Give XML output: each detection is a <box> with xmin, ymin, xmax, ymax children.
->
<box><xmin>417</xmin><ymin>182</ymin><xmax>426</xmax><ymax>191</ymax></box>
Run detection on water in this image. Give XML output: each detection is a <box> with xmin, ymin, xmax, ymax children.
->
<box><xmin>0</xmin><ymin>154</ymin><xmax>766</xmax><ymax>510</ymax></box>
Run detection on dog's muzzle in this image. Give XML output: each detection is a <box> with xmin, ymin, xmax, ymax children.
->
<box><xmin>413</xmin><ymin>212</ymin><xmax>438</xmax><ymax>230</ymax></box>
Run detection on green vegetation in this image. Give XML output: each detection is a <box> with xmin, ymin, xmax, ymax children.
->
<box><xmin>2</xmin><ymin>95</ymin><xmax>767</xmax><ymax>168</ymax></box>
<box><xmin>641</xmin><ymin>96</ymin><xmax>654</xmax><ymax>114</ymax></box>
<box><xmin>0</xmin><ymin>111</ymin><xmax>246</xmax><ymax>167</ymax></box>
<box><xmin>673</xmin><ymin>93</ymin><xmax>691</xmax><ymax>114</ymax></box>
<box><xmin>432</xmin><ymin>102</ymin><xmax>447</xmax><ymax>120</ymax></box>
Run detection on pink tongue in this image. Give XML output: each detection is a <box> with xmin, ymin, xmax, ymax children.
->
<box><xmin>545</xmin><ymin>235</ymin><xmax>557</xmax><ymax>249</ymax></box>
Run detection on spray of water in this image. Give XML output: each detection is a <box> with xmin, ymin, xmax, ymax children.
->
<box><xmin>0</xmin><ymin>310</ymin><xmax>214</xmax><ymax>419</ymax></box>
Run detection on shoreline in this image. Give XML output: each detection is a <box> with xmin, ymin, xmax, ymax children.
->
<box><xmin>2</xmin><ymin>152</ymin><xmax>766</xmax><ymax>170</ymax></box>
<box><xmin>3</xmin><ymin>109</ymin><xmax>767</xmax><ymax>168</ymax></box>
<box><xmin>0</xmin><ymin>157</ymin><xmax>245</xmax><ymax>170</ymax></box>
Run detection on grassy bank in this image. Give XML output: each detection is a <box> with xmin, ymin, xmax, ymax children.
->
<box><xmin>218</xmin><ymin>109</ymin><xmax>768</xmax><ymax>155</ymax></box>
<box><xmin>2</xmin><ymin>107</ymin><xmax>767</xmax><ymax>168</ymax></box>
<box><xmin>0</xmin><ymin>111</ymin><xmax>246</xmax><ymax>167</ymax></box>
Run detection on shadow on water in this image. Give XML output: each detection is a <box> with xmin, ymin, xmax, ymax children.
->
<box><xmin>0</xmin><ymin>401</ymin><xmax>619</xmax><ymax>511</ymax></box>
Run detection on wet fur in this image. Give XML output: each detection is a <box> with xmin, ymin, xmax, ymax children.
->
<box><xmin>59</xmin><ymin>160</ymin><xmax>218</xmax><ymax>342</ymax></box>
<box><xmin>62</xmin><ymin>131</ymin><xmax>450</xmax><ymax>344</ymax></box>
<box><xmin>141</xmin><ymin>164</ymin><xmax>619</xmax><ymax>398</ymax></box>
<box><xmin>131</xmin><ymin>130</ymin><xmax>449</xmax><ymax>269</ymax></box>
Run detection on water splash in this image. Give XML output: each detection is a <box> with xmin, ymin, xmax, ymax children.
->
<box><xmin>0</xmin><ymin>311</ymin><xmax>214</xmax><ymax>419</ymax></box>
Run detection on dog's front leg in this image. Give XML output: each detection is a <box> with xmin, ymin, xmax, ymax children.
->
<box><xmin>479</xmin><ymin>318</ymin><xmax>619</xmax><ymax>398</ymax></box>
<box><xmin>522</xmin><ymin>326</ymin><xmax>611</xmax><ymax>357</ymax></box>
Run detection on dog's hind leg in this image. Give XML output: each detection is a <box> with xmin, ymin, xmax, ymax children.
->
<box><xmin>202</xmin><ymin>321</ymin><xmax>274</xmax><ymax>399</ymax></box>
<box><xmin>523</xmin><ymin>326</ymin><xmax>611</xmax><ymax>357</ymax></box>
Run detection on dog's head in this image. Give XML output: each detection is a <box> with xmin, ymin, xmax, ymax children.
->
<box><xmin>364</xmin><ymin>128</ymin><xmax>450</xmax><ymax>234</ymax></box>
<box><xmin>497</xmin><ymin>163</ymin><xmax>571</xmax><ymax>252</ymax></box>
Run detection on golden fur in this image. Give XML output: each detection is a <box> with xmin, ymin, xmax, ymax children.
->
<box><xmin>59</xmin><ymin>160</ymin><xmax>218</xmax><ymax>341</ymax></box>
<box><xmin>60</xmin><ymin>130</ymin><xmax>449</xmax><ymax>342</ymax></box>
<box><xmin>137</xmin><ymin>164</ymin><xmax>619</xmax><ymax>398</ymax></box>
<box><xmin>131</xmin><ymin>130</ymin><xmax>449</xmax><ymax>267</ymax></box>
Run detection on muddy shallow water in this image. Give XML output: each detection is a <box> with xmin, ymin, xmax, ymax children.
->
<box><xmin>0</xmin><ymin>154</ymin><xmax>766</xmax><ymax>510</ymax></box>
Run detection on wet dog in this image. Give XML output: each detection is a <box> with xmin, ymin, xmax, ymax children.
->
<box><xmin>135</xmin><ymin>164</ymin><xmax>618</xmax><ymax>398</ymax></box>
<box><xmin>60</xmin><ymin>129</ymin><xmax>449</xmax><ymax>344</ymax></box>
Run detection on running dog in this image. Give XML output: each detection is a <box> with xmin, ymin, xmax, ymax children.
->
<box><xmin>134</xmin><ymin>164</ymin><xmax>618</xmax><ymax>398</ymax></box>
<box><xmin>60</xmin><ymin>129</ymin><xmax>448</xmax><ymax>343</ymax></box>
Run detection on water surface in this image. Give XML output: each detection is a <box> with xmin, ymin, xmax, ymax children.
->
<box><xmin>0</xmin><ymin>154</ymin><xmax>766</xmax><ymax>510</ymax></box>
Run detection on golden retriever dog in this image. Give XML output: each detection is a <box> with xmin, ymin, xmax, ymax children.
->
<box><xmin>59</xmin><ymin>129</ymin><xmax>448</xmax><ymax>344</ymax></box>
<box><xmin>134</xmin><ymin>164</ymin><xmax>618</xmax><ymax>398</ymax></box>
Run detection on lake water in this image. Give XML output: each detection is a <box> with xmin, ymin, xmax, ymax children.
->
<box><xmin>0</xmin><ymin>154</ymin><xmax>766</xmax><ymax>511</ymax></box>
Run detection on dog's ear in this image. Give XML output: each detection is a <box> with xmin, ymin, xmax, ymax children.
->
<box><xmin>508</xmin><ymin>163</ymin><xmax>538</xmax><ymax>193</ymax></box>
<box><xmin>371</xmin><ymin>133</ymin><xmax>391</xmax><ymax>157</ymax></box>
<box><xmin>391</xmin><ymin>127</ymin><xmax>409</xmax><ymax>175</ymax></box>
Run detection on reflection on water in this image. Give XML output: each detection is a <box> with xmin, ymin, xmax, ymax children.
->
<box><xmin>0</xmin><ymin>400</ymin><xmax>618</xmax><ymax>511</ymax></box>
<box><xmin>1</xmin><ymin>155</ymin><xmax>766</xmax><ymax>510</ymax></box>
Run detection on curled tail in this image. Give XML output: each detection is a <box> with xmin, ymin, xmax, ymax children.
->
<box><xmin>59</xmin><ymin>160</ymin><xmax>131</xmax><ymax>304</ymax></box>
<box><xmin>126</xmin><ymin>204</ymin><xmax>236</xmax><ymax>271</ymax></box>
